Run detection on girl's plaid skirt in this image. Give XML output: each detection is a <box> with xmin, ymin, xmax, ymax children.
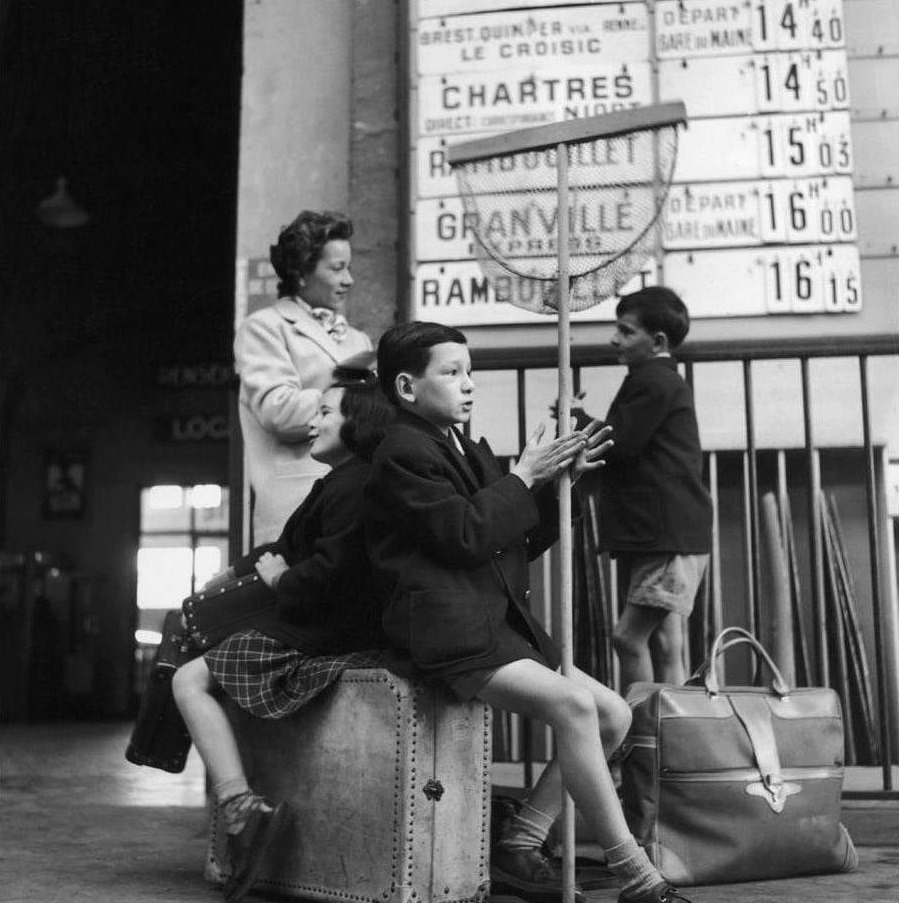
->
<box><xmin>205</xmin><ymin>629</ymin><xmax>385</xmax><ymax>720</ymax></box>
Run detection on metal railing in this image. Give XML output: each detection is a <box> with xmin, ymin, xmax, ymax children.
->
<box><xmin>471</xmin><ymin>334</ymin><xmax>898</xmax><ymax>797</ymax></box>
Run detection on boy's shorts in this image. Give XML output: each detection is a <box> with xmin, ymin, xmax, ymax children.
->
<box><xmin>620</xmin><ymin>552</ymin><xmax>709</xmax><ymax>618</ymax></box>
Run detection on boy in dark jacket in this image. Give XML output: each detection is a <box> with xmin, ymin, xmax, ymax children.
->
<box><xmin>579</xmin><ymin>287</ymin><xmax>711</xmax><ymax>690</ymax></box>
<box><xmin>364</xmin><ymin>321</ymin><xmax>692</xmax><ymax>903</ymax></box>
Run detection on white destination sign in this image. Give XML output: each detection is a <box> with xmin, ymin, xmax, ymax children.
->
<box><xmin>416</xmin><ymin>0</ymin><xmax>622</xmax><ymax>18</ymax></box>
<box><xmin>415</xmin><ymin>190</ymin><xmax>656</xmax><ymax>264</ymax></box>
<box><xmin>752</xmin><ymin>0</ymin><xmax>847</xmax><ymax>53</ymax></box>
<box><xmin>664</xmin><ymin>243</ymin><xmax>861</xmax><ymax>318</ymax></box>
<box><xmin>414</xmin><ymin>259</ymin><xmax>654</xmax><ymax>326</ymax></box>
<box><xmin>416</xmin><ymin>136</ymin><xmax>459</xmax><ymax>199</ymax></box>
<box><xmin>759</xmin><ymin>175</ymin><xmax>857</xmax><ymax>243</ymax></box>
<box><xmin>417</xmin><ymin>62</ymin><xmax>653</xmax><ymax>136</ymax></box>
<box><xmin>752</xmin><ymin>110</ymin><xmax>853</xmax><ymax>180</ymax></box>
<box><xmin>663</xmin><ymin>175</ymin><xmax>857</xmax><ymax>249</ymax></box>
<box><xmin>659</xmin><ymin>50</ymin><xmax>849</xmax><ymax>117</ymax></box>
<box><xmin>420</xmin><ymin>126</ymin><xmax>659</xmax><ymax>198</ymax></box>
<box><xmin>416</xmin><ymin>5</ymin><xmax>649</xmax><ymax>76</ymax></box>
<box><xmin>655</xmin><ymin>0</ymin><xmax>845</xmax><ymax>58</ymax></box>
<box><xmin>656</xmin><ymin>0</ymin><xmax>753</xmax><ymax>58</ymax></box>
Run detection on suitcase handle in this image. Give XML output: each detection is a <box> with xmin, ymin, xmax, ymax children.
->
<box><xmin>694</xmin><ymin>627</ymin><xmax>790</xmax><ymax>697</ymax></box>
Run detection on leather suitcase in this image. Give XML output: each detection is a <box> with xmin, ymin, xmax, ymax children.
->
<box><xmin>621</xmin><ymin>627</ymin><xmax>856</xmax><ymax>886</ymax></box>
<box><xmin>205</xmin><ymin>668</ymin><xmax>492</xmax><ymax>903</ymax></box>
<box><xmin>125</xmin><ymin>610</ymin><xmax>197</xmax><ymax>773</ymax></box>
<box><xmin>182</xmin><ymin>572</ymin><xmax>275</xmax><ymax>651</ymax></box>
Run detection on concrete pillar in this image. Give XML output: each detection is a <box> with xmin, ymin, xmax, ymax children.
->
<box><xmin>235</xmin><ymin>0</ymin><xmax>354</xmax><ymax>321</ymax></box>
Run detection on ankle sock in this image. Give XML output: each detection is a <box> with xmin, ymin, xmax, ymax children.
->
<box><xmin>220</xmin><ymin>789</ymin><xmax>272</xmax><ymax>836</ymax></box>
<box><xmin>496</xmin><ymin>800</ymin><xmax>556</xmax><ymax>853</ymax></box>
<box><xmin>603</xmin><ymin>837</ymin><xmax>664</xmax><ymax>900</ymax></box>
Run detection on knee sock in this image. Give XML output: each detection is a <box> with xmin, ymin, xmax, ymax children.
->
<box><xmin>603</xmin><ymin>837</ymin><xmax>664</xmax><ymax>900</ymax></box>
<box><xmin>496</xmin><ymin>801</ymin><xmax>555</xmax><ymax>853</ymax></box>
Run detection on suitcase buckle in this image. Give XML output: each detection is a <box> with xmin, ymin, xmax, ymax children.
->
<box><xmin>746</xmin><ymin>775</ymin><xmax>801</xmax><ymax>813</ymax></box>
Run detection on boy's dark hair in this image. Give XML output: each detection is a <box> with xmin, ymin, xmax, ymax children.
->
<box><xmin>334</xmin><ymin>377</ymin><xmax>396</xmax><ymax>461</ymax></box>
<box><xmin>270</xmin><ymin>210</ymin><xmax>353</xmax><ymax>298</ymax></box>
<box><xmin>376</xmin><ymin>321</ymin><xmax>468</xmax><ymax>405</ymax></box>
<box><xmin>616</xmin><ymin>286</ymin><xmax>690</xmax><ymax>349</ymax></box>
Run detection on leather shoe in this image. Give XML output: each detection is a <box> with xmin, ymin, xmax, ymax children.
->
<box><xmin>491</xmin><ymin>846</ymin><xmax>586</xmax><ymax>903</ymax></box>
<box><xmin>618</xmin><ymin>882</ymin><xmax>693</xmax><ymax>903</ymax></box>
<box><xmin>223</xmin><ymin>799</ymin><xmax>292</xmax><ymax>903</ymax></box>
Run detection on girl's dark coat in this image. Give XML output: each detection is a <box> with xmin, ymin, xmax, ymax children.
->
<box><xmin>232</xmin><ymin>457</ymin><xmax>384</xmax><ymax>654</ymax></box>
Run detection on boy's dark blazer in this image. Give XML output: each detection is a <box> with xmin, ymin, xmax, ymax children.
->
<box><xmin>593</xmin><ymin>356</ymin><xmax>712</xmax><ymax>555</ymax></box>
<box><xmin>364</xmin><ymin>410</ymin><xmax>559</xmax><ymax>676</ymax></box>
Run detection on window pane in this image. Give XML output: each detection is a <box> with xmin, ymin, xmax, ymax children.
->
<box><xmin>140</xmin><ymin>487</ymin><xmax>191</xmax><ymax>532</ymax></box>
<box><xmin>136</xmin><ymin>547</ymin><xmax>193</xmax><ymax>609</ymax></box>
<box><xmin>195</xmin><ymin>541</ymin><xmax>227</xmax><ymax>588</ymax></box>
<box><xmin>194</xmin><ymin>486</ymin><xmax>230</xmax><ymax>532</ymax></box>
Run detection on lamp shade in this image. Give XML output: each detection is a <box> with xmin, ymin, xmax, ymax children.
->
<box><xmin>36</xmin><ymin>177</ymin><xmax>90</xmax><ymax>228</ymax></box>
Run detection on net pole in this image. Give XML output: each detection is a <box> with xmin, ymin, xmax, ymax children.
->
<box><xmin>556</xmin><ymin>140</ymin><xmax>576</xmax><ymax>903</ymax></box>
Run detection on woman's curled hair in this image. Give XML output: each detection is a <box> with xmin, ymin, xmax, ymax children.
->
<box><xmin>335</xmin><ymin>378</ymin><xmax>395</xmax><ymax>461</ymax></box>
<box><xmin>270</xmin><ymin>210</ymin><xmax>353</xmax><ymax>298</ymax></box>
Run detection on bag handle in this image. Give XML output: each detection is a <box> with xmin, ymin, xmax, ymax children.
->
<box><xmin>690</xmin><ymin>627</ymin><xmax>790</xmax><ymax>698</ymax></box>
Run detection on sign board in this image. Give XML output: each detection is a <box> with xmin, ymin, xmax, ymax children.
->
<box><xmin>655</xmin><ymin>0</ymin><xmax>845</xmax><ymax>57</ymax></box>
<box><xmin>408</xmin><ymin>0</ymin><xmax>860</xmax><ymax>325</ymax></box>
<box><xmin>416</xmin><ymin>189</ymin><xmax>656</xmax><ymax>263</ymax></box>
<box><xmin>415</xmin><ymin>259</ymin><xmax>652</xmax><ymax>325</ymax></box>
<box><xmin>663</xmin><ymin>175</ymin><xmax>857</xmax><ymax>249</ymax></box>
<box><xmin>665</xmin><ymin>243</ymin><xmax>861</xmax><ymax>317</ymax></box>
<box><xmin>417</xmin><ymin>62</ymin><xmax>653</xmax><ymax>137</ymax></box>
<box><xmin>659</xmin><ymin>50</ymin><xmax>850</xmax><ymax>118</ymax></box>
<box><xmin>416</xmin><ymin>5</ymin><xmax>649</xmax><ymax>76</ymax></box>
<box><xmin>416</xmin><ymin>0</ymin><xmax>620</xmax><ymax>17</ymax></box>
<box><xmin>674</xmin><ymin>111</ymin><xmax>853</xmax><ymax>183</ymax></box>
<box><xmin>419</xmin><ymin>130</ymin><xmax>657</xmax><ymax>198</ymax></box>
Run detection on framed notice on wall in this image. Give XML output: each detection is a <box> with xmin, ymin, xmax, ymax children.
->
<box><xmin>43</xmin><ymin>451</ymin><xmax>87</xmax><ymax>519</ymax></box>
<box><xmin>406</xmin><ymin>0</ymin><xmax>862</xmax><ymax>326</ymax></box>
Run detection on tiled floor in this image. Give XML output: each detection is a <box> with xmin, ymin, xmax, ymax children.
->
<box><xmin>1</xmin><ymin>721</ymin><xmax>897</xmax><ymax>903</ymax></box>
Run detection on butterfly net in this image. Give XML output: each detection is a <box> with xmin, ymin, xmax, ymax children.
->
<box><xmin>451</xmin><ymin>118</ymin><xmax>680</xmax><ymax>314</ymax></box>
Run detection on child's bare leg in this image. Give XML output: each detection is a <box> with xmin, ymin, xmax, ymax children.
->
<box><xmin>480</xmin><ymin>660</ymin><xmax>666</xmax><ymax>900</ymax></box>
<box><xmin>649</xmin><ymin>613</ymin><xmax>687</xmax><ymax>685</ymax></box>
<box><xmin>172</xmin><ymin>657</ymin><xmax>271</xmax><ymax>833</ymax></box>
<box><xmin>173</xmin><ymin>656</ymin><xmax>291</xmax><ymax>901</ymax></box>
<box><xmin>173</xmin><ymin>657</ymin><xmax>245</xmax><ymax>794</ymax></box>
<box><xmin>613</xmin><ymin>603</ymin><xmax>669</xmax><ymax>691</ymax></box>
<box><xmin>514</xmin><ymin>664</ymin><xmax>626</xmax><ymax>814</ymax></box>
<box><xmin>493</xmin><ymin>664</ymin><xmax>629</xmax><ymax>894</ymax></box>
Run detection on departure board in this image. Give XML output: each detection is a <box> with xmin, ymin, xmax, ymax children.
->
<box><xmin>408</xmin><ymin>0</ymin><xmax>860</xmax><ymax>323</ymax></box>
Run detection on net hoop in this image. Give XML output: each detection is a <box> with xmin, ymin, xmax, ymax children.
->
<box><xmin>447</xmin><ymin>104</ymin><xmax>686</xmax><ymax>314</ymax></box>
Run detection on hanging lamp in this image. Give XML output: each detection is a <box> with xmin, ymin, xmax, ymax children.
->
<box><xmin>36</xmin><ymin>176</ymin><xmax>90</xmax><ymax>228</ymax></box>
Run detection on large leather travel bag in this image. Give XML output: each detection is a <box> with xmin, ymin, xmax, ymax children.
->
<box><xmin>182</xmin><ymin>572</ymin><xmax>275</xmax><ymax>650</ymax></box>
<box><xmin>125</xmin><ymin>610</ymin><xmax>197</xmax><ymax>773</ymax></box>
<box><xmin>205</xmin><ymin>668</ymin><xmax>492</xmax><ymax>903</ymax></box>
<box><xmin>127</xmin><ymin>574</ymin><xmax>275</xmax><ymax>773</ymax></box>
<box><xmin>621</xmin><ymin>627</ymin><xmax>857</xmax><ymax>886</ymax></box>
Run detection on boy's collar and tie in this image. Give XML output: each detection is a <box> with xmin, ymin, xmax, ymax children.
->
<box><xmin>395</xmin><ymin>410</ymin><xmax>489</xmax><ymax>489</ymax></box>
<box><xmin>448</xmin><ymin>427</ymin><xmax>467</xmax><ymax>456</ymax></box>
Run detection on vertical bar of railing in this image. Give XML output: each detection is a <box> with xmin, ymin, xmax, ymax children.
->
<box><xmin>859</xmin><ymin>356</ymin><xmax>893</xmax><ymax>790</ymax></box>
<box><xmin>801</xmin><ymin>358</ymin><xmax>828</xmax><ymax>687</ymax></box>
<box><xmin>708</xmin><ymin>451</ymin><xmax>724</xmax><ymax>684</ymax></box>
<box><xmin>683</xmin><ymin>360</ymin><xmax>696</xmax><ymax>675</ymax></box>
<box><xmin>516</xmin><ymin>367</ymin><xmax>534</xmax><ymax>790</ymax></box>
<box><xmin>742</xmin><ymin>360</ymin><xmax>761</xmax><ymax>640</ymax></box>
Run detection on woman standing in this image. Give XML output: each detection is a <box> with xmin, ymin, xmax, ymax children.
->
<box><xmin>236</xmin><ymin>210</ymin><xmax>372</xmax><ymax>543</ymax></box>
